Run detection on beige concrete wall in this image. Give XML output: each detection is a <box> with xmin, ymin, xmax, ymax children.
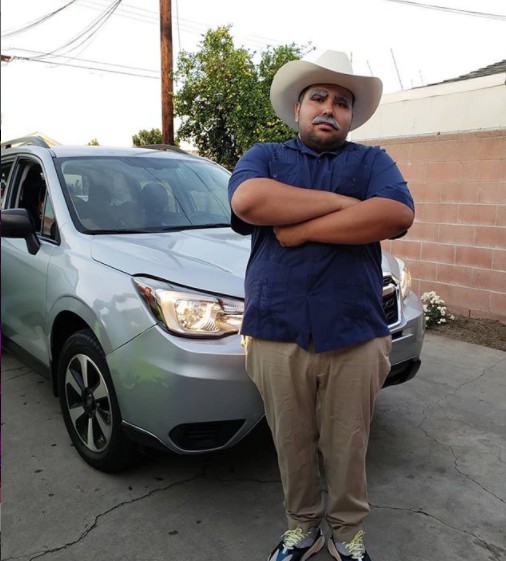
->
<box><xmin>349</xmin><ymin>73</ymin><xmax>506</xmax><ymax>321</ymax></box>
<box><xmin>351</xmin><ymin>73</ymin><xmax>506</xmax><ymax>140</ymax></box>
<box><xmin>363</xmin><ymin>130</ymin><xmax>506</xmax><ymax>321</ymax></box>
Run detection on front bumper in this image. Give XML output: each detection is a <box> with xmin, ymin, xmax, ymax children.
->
<box><xmin>108</xmin><ymin>290</ymin><xmax>425</xmax><ymax>453</ymax></box>
<box><xmin>387</xmin><ymin>290</ymin><xmax>425</xmax><ymax>386</ymax></box>
<box><xmin>107</xmin><ymin>325</ymin><xmax>264</xmax><ymax>454</ymax></box>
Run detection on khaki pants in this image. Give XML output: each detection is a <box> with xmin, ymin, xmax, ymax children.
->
<box><xmin>243</xmin><ymin>336</ymin><xmax>392</xmax><ymax>542</ymax></box>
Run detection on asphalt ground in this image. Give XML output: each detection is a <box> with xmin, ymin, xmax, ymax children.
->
<box><xmin>1</xmin><ymin>333</ymin><xmax>505</xmax><ymax>561</ymax></box>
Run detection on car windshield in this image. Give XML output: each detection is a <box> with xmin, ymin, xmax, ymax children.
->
<box><xmin>55</xmin><ymin>155</ymin><xmax>232</xmax><ymax>232</ymax></box>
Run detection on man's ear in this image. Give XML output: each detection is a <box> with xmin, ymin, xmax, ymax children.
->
<box><xmin>294</xmin><ymin>102</ymin><xmax>300</xmax><ymax>123</ymax></box>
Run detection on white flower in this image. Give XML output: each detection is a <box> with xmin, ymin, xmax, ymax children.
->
<box><xmin>421</xmin><ymin>290</ymin><xmax>453</xmax><ymax>329</ymax></box>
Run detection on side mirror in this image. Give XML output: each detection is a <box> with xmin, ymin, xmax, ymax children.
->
<box><xmin>1</xmin><ymin>208</ymin><xmax>41</xmax><ymax>255</ymax></box>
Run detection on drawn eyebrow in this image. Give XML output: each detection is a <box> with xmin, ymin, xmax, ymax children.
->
<box><xmin>308</xmin><ymin>88</ymin><xmax>352</xmax><ymax>105</ymax></box>
<box><xmin>309</xmin><ymin>88</ymin><xmax>329</xmax><ymax>98</ymax></box>
<box><xmin>335</xmin><ymin>94</ymin><xmax>352</xmax><ymax>104</ymax></box>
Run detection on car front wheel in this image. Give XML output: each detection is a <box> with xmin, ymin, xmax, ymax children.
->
<box><xmin>58</xmin><ymin>329</ymin><xmax>137</xmax><ymax>472</ymax></box>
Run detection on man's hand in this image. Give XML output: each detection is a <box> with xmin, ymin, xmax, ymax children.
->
<box><xmin>272</xmin><ymin>194</ymin><xmax>363</xmax><ymax>247</ymax></box>
<box><xmin>273</xmin><ymin>223</ymin><xmax>308</xmax><ymax>247</ymax></box>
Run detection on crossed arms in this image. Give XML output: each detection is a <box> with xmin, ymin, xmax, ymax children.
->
<box><xmin>231</xmin><ymin>178</ymin><xmax>415</xmax><ymax>246</ymax></box>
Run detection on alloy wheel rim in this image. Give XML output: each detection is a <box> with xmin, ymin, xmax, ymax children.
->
<box><xmin>64</xmin><ymin>353</ymin><xmax>113</xmax><ymax>452</ymax></box>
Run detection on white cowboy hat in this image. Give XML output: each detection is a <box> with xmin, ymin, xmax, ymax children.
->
<box><xmin>270</xmin><ymin>50</ymin><xmax>383</xmax><ymax>131</ymax></box>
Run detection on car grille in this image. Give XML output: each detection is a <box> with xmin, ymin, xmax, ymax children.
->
<box><xmin>383</xmin><ymin>275</ymin><xmax>400</xmax><ymax>327</ymax></box>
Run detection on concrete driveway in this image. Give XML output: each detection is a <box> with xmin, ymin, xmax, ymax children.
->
<box><xmin>1</xmin><ymin>333</ymin><xmax>505</xmax><ymax>561</ymax></box>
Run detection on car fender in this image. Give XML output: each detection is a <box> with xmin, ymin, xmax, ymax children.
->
<box><xmin>46</xmin><ymin>253</ymin><xmax>155</xmax><ymax>357</ymax></box>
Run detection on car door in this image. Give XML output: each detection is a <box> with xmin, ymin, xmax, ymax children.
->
<box><xmin>1</xmin><ymin>155</ymin><xmax>57</xmax><ymax>367</ymax></box>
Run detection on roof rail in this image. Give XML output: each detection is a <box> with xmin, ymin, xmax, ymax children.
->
<box><xmin>137</xmin><ymin>143</ymin><xmax>189</xmax><ymax>154</ymax></box>
<box><xmin>1</xmin><ymin>135</ymin><xmax>52</xmax><ymax>149</ymax></box>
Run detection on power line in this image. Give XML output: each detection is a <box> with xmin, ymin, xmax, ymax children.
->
<box><xmin>28</xmin><ymin>0</ymin><xmax>124</xmax><ymax>61</ymax></box>
<box><xmin>2</xmin><ymin>0</ymin><xmax>161</xmax><ymax>79</ymax></box>
<box><xmin>3</xmin><ymin>47</ymin><xmax>158</xmax><ymax>74</ymax></box>
<box><xmin>2</xmin><ymin>0</ymin><xmax>127</xmax><ymax>65</ymax></box>
<box><xmin>78</xmin><ymin>0</ymin><xmax>284</xmax><ymax>48</ymax></box>
<box><xmin>174</xmin><ymin>0</ymin><xmax>182</xmax><ymax>52</ymax></box>
<box><xmin>381</xmin><ymin>0</ymin><xmax>506</xmax><ymax>20</ymax></box>
<box><xmin>1</xmin><ymin>50</ymin><xmax>159</xmax><ymax>78</ymax></box>
<box><xmin>79</xmin><ymin>0</ymin><xmax>157</xmax><ymax>24</ymax></box>
<box><xmin>1</xmin><ymin>2</ymin><xmax>272</xmax><ymax>78</ymax></box>
<box><xmin>1</xmin><ymin>0</ymin><xmax>80</xmax><ymax>38</ymax></box>
<box><xmin>2</xmin><ymin>0</ymin><xmax>283</xmax><ymax>68</ymax></box>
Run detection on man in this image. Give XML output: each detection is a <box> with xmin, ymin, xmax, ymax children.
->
<box><xmin>228</xmin><ymin>50</ymin><xmax>414</xmax><ymax>561</ymax></box>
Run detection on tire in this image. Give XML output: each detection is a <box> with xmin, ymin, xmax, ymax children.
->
<box><xmin>58</xmin><ymin>328</ymin><xmax>137</xmax><ymax>472</ymax></box>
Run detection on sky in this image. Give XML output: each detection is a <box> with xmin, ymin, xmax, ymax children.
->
<box><xmin>1</xmin><ymin>0</ymin><xmax>505</xmax><ymax>147</ymax></box>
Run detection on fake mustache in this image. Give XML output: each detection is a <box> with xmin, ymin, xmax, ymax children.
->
<box><xmin>312</xmin><ymin>116</ymin><xmax>340</xmax><ymax>130</ymax></box>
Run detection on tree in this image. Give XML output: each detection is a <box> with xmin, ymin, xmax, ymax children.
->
<box><xmin>255</xmin><ymin>45</ymin><xmax>311</xmax><ymax>144</ymax></box>
<box><xmin>173</xmin><ymin>26</ymin><xmax>255</xmax><ymax>170</ymax></box>
<box><xmin>132</xmin><ymin>128</ymin><xmax>163</xmax><ymax>146</ymax></box>
<box><xmin>173</xmin><ymin>26</ymin><xmax>309</xmax><ymax>169</ymax></box>
<box><xmin>87</xmin><ymin>138</ymin><xmax>100</xmax><ymax>146</ymax></box>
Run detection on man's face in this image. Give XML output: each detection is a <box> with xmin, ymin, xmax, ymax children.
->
<box><xmin>295</xmin><ymin>83</ymin><xmax>353</xmax><ymax>152</ymax></box>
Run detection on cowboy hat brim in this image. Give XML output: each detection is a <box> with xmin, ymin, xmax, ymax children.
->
<box><xmin>270</xmin><ymin>56</ymin><xmax>383</xmax><ymax>132</ymax></box>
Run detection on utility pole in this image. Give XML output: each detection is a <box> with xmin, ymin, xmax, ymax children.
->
<box><xmin>160</xmin><ymin>0</ymin><xmax>174</xmax><ymax>144</ymax></box>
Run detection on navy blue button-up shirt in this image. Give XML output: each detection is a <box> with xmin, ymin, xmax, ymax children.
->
<box><xmin>228</xmin><ymin>138</ymin><xmax>414</xmax><ymax>353</ymax></box>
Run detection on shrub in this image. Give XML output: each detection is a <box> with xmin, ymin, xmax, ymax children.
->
<box><xmin>421</xmin><ymin>291</ymin><xmax>455</xmax><ymax>329</ymax></box>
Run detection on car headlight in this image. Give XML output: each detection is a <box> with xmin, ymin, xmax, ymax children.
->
<box><xmin>133</xmin><ymin>276</ymin><xmax>243</xmax><ymax>337</ymax></box>
<box><xmin>396</xmin><ymin>258</ymin><xmax>412</xmax><ymax>300</ymax></box>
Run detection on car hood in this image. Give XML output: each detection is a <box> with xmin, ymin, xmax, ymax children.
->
<box><xmin>91</xmin><ymin>228</ymin><xmax>251</xmax><ymax>298</ymax></box>
<box><xmin>91</xmin><ymin>228</ymin><xmax>401</xmax><ymax>299</ymax></box>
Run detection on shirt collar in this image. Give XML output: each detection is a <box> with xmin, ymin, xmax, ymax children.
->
<box><xmin>285</xmin><ymin>137</ymin><xmax>350</xmax><ymax>157</ymax></box>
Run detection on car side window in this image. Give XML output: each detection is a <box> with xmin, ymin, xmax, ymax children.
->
<box><xmin>1</xmin><ymin>159</ymin><xmax>15</xmax><ymax>208</ymax></box>
<box><xmin>40</xmin><ymin>193</ymin><xmax>58</xmax><ymax>240</ymax></box>
<box><xmin>7</xmin><ymin>158</ymin><xmax>58</xmax><ymax>239</ymax></box>
<box><xmin>17</xmin><ymin>162</ymin><xmax>46</xmax><ymax>231</ymax></box>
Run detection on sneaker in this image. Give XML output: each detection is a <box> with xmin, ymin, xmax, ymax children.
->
<box><xmin>268</xmin><ymin>526</ymin><xmax>325</xmax><ymax>561</ymax></box>
<box><xmin>328</xmin><ymin>529</ymin><xmax>372</xmax><ymax>561</ymax></box>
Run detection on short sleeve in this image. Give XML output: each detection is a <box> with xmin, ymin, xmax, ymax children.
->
<box><xmin>228</xmin><ymin>144</ymin><xmax>274</xmax><ymax>235</ymax></box>
<box><xmin>367</xmin><ymin>148</ymin><xmax>414</xmax><ymax>212</ymax></box>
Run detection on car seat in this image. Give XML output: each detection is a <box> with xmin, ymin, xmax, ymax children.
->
<box><xmin>142</xmin><ymin>182</ymin><xmax>181</xmax><ymax>227</ymax></box>
<box><xmin>86</xmin><ymin>179</ymin><xmax>116</xmax><ymax>228</ymax></box>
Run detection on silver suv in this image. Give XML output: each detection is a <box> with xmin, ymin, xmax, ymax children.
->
<box><xmin>1</xmin><ymin>136</ymin><xmax>425</xmax><ymax>471</ymax></box>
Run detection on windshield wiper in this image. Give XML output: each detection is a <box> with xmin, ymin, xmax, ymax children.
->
<box><xmin>157</xmin><ymin>223</ymin><xmax>230</xmax><ymax>232</ymax></box>
<box><xmin>195</xmin><ymin>223</ymin><xmax>230</xmax><ymax>229</ymax></box>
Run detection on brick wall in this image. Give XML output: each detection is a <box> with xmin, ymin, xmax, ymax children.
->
<box><xmin>370</xmin><ymin>129</ymin><xmax>506</xmax><ymax>321</ymax></box>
